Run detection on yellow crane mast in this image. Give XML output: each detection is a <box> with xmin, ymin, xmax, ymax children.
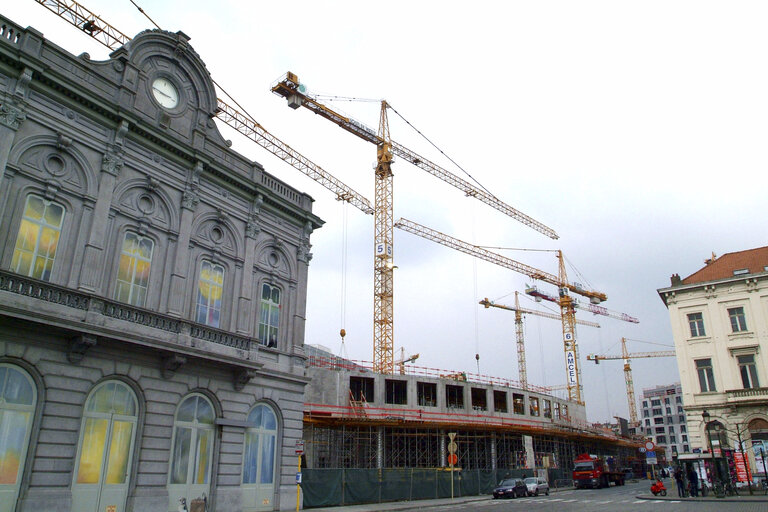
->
<box><xmin>394</xmin><ymin>217</ymin><xmax>610</xmax><ymax>404</ymax></box>
<box><xmin>587</xmin><ymin>337</ymin><xmax>675</xmax><ymax>426</ymax></box>
<box><xmin>480</xmin><ymin>293</ymin><xmax>600</xmax><ymax>390</ymax></box>
<box><xmin>272</xmin><ymin>73</ymin><xmax>559</xmax><ymax>374</ymax></box>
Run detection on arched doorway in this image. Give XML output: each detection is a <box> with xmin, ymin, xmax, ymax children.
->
<box><xmin>167</xmin><ymin>394</ymin><xmax>215</xmax><ymax>510</ymax></box>
<box><xmin>0</xmin><ymin>364</ymin><xmax>37</xmax><ymax>512</ymax></box>
<box><xmin>748</xmin><ymin>418</ymin><xmax>768</xmax><ymax>477</ymax></box>
<box><xmin>242</xmin><ymin>403</ymin><xmax>279</xmax><ymax>511</ymax></box>
<box><xmin>72</xmin><ymin>380</ymin><xmax>139</xmax><ymax>512</ymax></box>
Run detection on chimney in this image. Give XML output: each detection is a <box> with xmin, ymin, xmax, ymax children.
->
<box><xmin>670</xmin><ymin>273</ymin><xmax>681</xmax><ymax>286</ymax></box>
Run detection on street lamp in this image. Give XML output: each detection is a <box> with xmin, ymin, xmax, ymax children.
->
<box><xmin>702</xmin><ymin>410</ymin><xmax>724</xmax><ymax>498</ymax></box>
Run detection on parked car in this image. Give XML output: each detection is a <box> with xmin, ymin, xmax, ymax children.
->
<box><xmin>493</xmin><ymin>478</ymin><xmax>528</xmax><ymax>498</ymax></box>
<box><xmin>524</xmin><ymin>477</ymin><xmax>550</xmax><ymax>496</ymax></box>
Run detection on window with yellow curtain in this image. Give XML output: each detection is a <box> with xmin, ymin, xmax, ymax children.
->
<box><xmin>11</xmin><ymin>194</ymin><xmax>65</xmax><ymax>281</ymax></box>
<box><xmin>75</xmin><ymin>381</ymin><xmax>137</xmax><ymax>485</ymax></box>
<box><xmin>195</xmin><ymin>261</ymin><xmax>224</xmax><ymax>328</ymax></box>
<box><xmin>0</xmin><ymin>365</ymin><xmax>36</xmax><ymax>486</ymax></box>
<box><xmin>114</xmin><ymin>232</ymin><xmax>154</xmax><ymax>307</ymax></box>
<box><xmin>169</xmin><ymin>395</ymin><xmax>215</xmax><ymax>486</ymax></box>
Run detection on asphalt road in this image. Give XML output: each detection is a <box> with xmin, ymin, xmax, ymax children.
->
<box><xmin>424</xmin><ymin>480</ymin><xmax>766</xmax><ymax>512</ymax></box>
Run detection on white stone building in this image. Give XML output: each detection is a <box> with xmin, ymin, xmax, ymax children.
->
<box><xmin>658</xmin><ymin>246</ymin><xmax>768</xmax><ymax>478</ymax></box>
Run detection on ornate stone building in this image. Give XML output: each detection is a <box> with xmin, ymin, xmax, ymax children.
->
<box><xmin>0</xmin><ymin>13</ymin><xmax>321</xmax><ymax>512</ymax></box>
<box><xmin>658</xmin><ymin>247</ymin><xmax>768</xmax><ymax>479</ymax></box>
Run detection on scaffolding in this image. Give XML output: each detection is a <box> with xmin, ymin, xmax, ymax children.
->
<box><xmin>304</xmin><ymin>423</ymin><xmax>638</xmax><ymax>473</ymax></box>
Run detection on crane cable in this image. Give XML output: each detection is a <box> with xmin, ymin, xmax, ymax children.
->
<box><xmin>339</xmin><ymin>200</ymin><xmax>349</xmax><ymax>357</ymax></box>
<box><xmin>387</xmin><ymin>105</ymin><xmax>497</xmax><ymax>199</ymax></box>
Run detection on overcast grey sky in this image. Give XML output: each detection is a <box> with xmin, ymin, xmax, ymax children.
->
<box><xmin>5</xmin><ymin>1</ymin><xmax>766</xmax><ymax>422</ymax></box>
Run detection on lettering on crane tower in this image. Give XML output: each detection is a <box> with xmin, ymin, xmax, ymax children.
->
<box><xmin>566</xmin><ymin>350</ymin><xmax>577</xmax><ymax>384</ymax></box>
<box><xmin>375</xmin><ymin>243</ymin><xmax>393</xmax><ymax>258</ymax></box>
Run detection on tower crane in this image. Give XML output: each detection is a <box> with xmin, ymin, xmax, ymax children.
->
<box><xmin>394</xmin><ymin>217</ymin><xmax>616</xmax><ymax>404</ymax></box>
<box><xmin>479</xmin><ymin>293</ymin><xmax>600</xmax><ymax>390</ymax></box>
<box><xmin>32</xmin><ymin>0</ymin><xmax>375</xmax><ymax>216</ymax></box>
<box><xmin>272</xmin><ymin>73</ymin><xmax>559</xmax><ymax>375</ymax></box>
<box><xmin>587</xmin><ymin>337</ymin><xmax>675</xmax><ymax>426</ymax></box>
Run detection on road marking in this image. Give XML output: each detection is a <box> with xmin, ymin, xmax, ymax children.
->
<box><xmin>562</xmin><ymin>499</ymin><xmax>578</xmax><ymax>502</ymax></box>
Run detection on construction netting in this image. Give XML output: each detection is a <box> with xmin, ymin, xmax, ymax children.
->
<box><xmin>302</xmin><ymin>468</ymin><xmax>535</xmax><ymax>508</ymax></box>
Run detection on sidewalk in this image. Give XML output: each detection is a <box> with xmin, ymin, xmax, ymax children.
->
<box><xmin>637</xmin><ymin>491</ymin><xmax>768</xmax><ymax>503</ymax></box>
<box><xmin>304</xmin><ymin>487</ymin><xmax>768</xmax><ymax>512</ymax></box>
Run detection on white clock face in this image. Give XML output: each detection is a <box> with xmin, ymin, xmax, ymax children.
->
<box><xmin>151</xmin><ymin>78</ymin><xmax>179</xmax><ymax>109</ymax></box>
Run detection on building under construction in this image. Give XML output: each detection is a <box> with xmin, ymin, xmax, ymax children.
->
<box><xmin>299</xmin><ymin>345</ymin><xmax>643</xmax><ymax>507</ymax></box>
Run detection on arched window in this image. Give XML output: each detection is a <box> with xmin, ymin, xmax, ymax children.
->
<box><xmin>167</xmin><ymin>394</ymin><xmax>215</xmax><ymax>508</ymax></box>
<box><xmin>114</xmin><ymin>232</ymin><xmax>154</xmax><ymax>307</ymax></box>
<box><xmin>11</xmin><ymin>194</ymin><xmax>65</xmax><ymax>281</ymax></box>
<box><xmin>72</xmin><ymin>380</ymin><xmax>138</xmax><ymax>512</ymax></box>
<box><xmin>195</xmin><ymin>260</ymin><xmax>225</xmax><ymax>328</ymax></box>
<box><xmin>243</xmin><ymin>404</ymin><xmax>278</xmax><ymax>485</ymax></box>
<box><xmin>258</xmin><ymin>284</ymin><xmax>280</xmax><ymax>347</ymax></box>
<box><xmin>0</xmin><ymin>364</ymin><xmax>37</xmax><ymax>511</ymax></box>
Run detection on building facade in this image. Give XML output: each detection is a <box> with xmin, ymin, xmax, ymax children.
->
<box><xmin>0</xmin><ymin>14</ymin><xmax>322</xmax><ymax>512</ymax></box>
<box><xmin>639</xmin><ymin>383</ymin><xmax>689</xmax><ymax>461</ymax></box>
<box><xmin>296</xmin><ymin>345</ymin><xmax>646</xmax><ymax>508</ymax></box>
<box><xmin>658</xmin><ymin>247</ymin><xmax>768</xmax><ymax>479</ymax></box>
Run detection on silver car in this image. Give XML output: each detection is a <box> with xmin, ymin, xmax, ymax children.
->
<box><xmin>524</xmin><ymin>477</ymin><xmax>550</xmax><ymax>496</ymax></box>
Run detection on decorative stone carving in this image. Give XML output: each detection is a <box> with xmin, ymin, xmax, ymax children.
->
<box><xmin>68</xmin><ymin>334</ymin><xmax>97</xmax><ymax>364</ymax></box>
<box><xmin>145</xmin><ymin>176</ymin><xmax>160</xmax><ymax>191</ymax></box>
<box><xmin>181</xmin><ymin>188</ymin><xmax>200</xmax><ymax>211</ymax></box>
<box><xmin>56</xmin><ymin>133</ymin><xmax>72</xmax><ymax>150</ymax></box>
<box><xmin>704</xmin><ymin>285</ymin><xmax>717</xmax><ymax>299</ymax></box>
<box><xmin>14</xmin><ymin>67</ymin><xmax>33</xmax><ymax>99</ymax></box>
<box><xmin>44</xmin><ymin>180</ymin><xmax>60</xmax><ymax>201</ymax></box>
<box><xmin>115</xmin><ymin>120</ymin><xmax>130</xmax><ymax>147</ymax></box>
<box><xmin>161</xmin><ymin>353</ymin><xmax>187</xmax><ymax>379</ymax></box>
<box><xmin>233</xmin><ymin>368</ymin><xmax>257</xmax><ymax>391</ymax></box>
<box><xmin>297</xmin><ymin>242</ymin><xmax>312</xmax><ymax>264</ymax></box>
<box><xmin>102</xmin><ymin>149</ymin><xmax>124</xmax><ymax>177</ymax></box>
<box><xmin>245</xmin><ymin>198</ymin><xmax>262</xmax><ymax>239</ymax></box>
<box><xmin>0</xmin><ymin>101</ymin><xmax>26</xmax><ymax>130</ymax></box>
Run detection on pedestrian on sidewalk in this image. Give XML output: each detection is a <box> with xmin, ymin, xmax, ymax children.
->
<box><xmin>687</xmin><ymin>467</ymin><xmax>699</xmax><ymax>497</ymax></box>
<box><xmin>674</xmin><ymin>466</ymin><xmax>685</xmax><ymax>497</ymax></box>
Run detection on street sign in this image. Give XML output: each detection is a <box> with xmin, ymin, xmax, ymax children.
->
<box><xmin>639</xmin><ymin>447</ymin><xmax>646</xmax><ymax>454</ymax></box>
<box><xmin>645</xmin><ymin>441</ymin><xmax>655</xmax><ymax>451</ymax></box>
<box><xmin>296</xmin><ymin>472</ymin><xmax>302</xmax><ymax>484</ymax></box>
<box><xmin>448</xmin><ymin>442</ymin><xmax>458</xmax><ymax>454</ymax></box>
<box><xmin>646</xmin><ymin>451</ymin><xmax>657</xmax><ymax>465</ymax></box>
<box><xmin>295</xmin><ymin>440</ymin><xmax>304</xmax><ymax>455</ymax></box>
<box><xmin>448</xmin><ymin>453</ymin><xmax>458</xmax><ymax>466</ymax></box>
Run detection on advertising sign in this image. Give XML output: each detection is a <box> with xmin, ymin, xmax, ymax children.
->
<box><xmin>734</xmin><ymin>451</ymin><xmax>751</xmax><ymax>482</ymax></box>
<box><xmin>565</xmin><ymin>350</ymin><xmax>577</xmax><ymax>384</ymax></box>
<box><xmin>752</xmin><ymin>441</ymin><xmax>767</xmax><ymax>475</ymax></box>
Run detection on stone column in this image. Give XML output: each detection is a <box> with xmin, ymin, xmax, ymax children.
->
<box><xmin>293</xmin><ymin>220</ymin><xmax>313</xmax><ymax>345</ymax></box>
<box><xmin>236</xmin><ymin>195</ymin><xmax>262</xmax><ymax>334</ymax></box>
<box><xmin>166</xmin><ymin>162</ymin><xmax>201</xmax><ymax>317</ymax></box>
<box><xmin>78</xmin><ymin>122</ymin><xmax>128</xmax><ymax>292</ymax></box>
<box><xmin>0</xmin><ymin>99</ymin><xmax>27</xmax><ymax>193</ymax></box>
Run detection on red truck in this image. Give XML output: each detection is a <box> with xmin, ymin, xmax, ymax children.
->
<box><xmin>572</xmin><ymin>453</ymin><xmax>626</xmax><ymax>489</ymax></box>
